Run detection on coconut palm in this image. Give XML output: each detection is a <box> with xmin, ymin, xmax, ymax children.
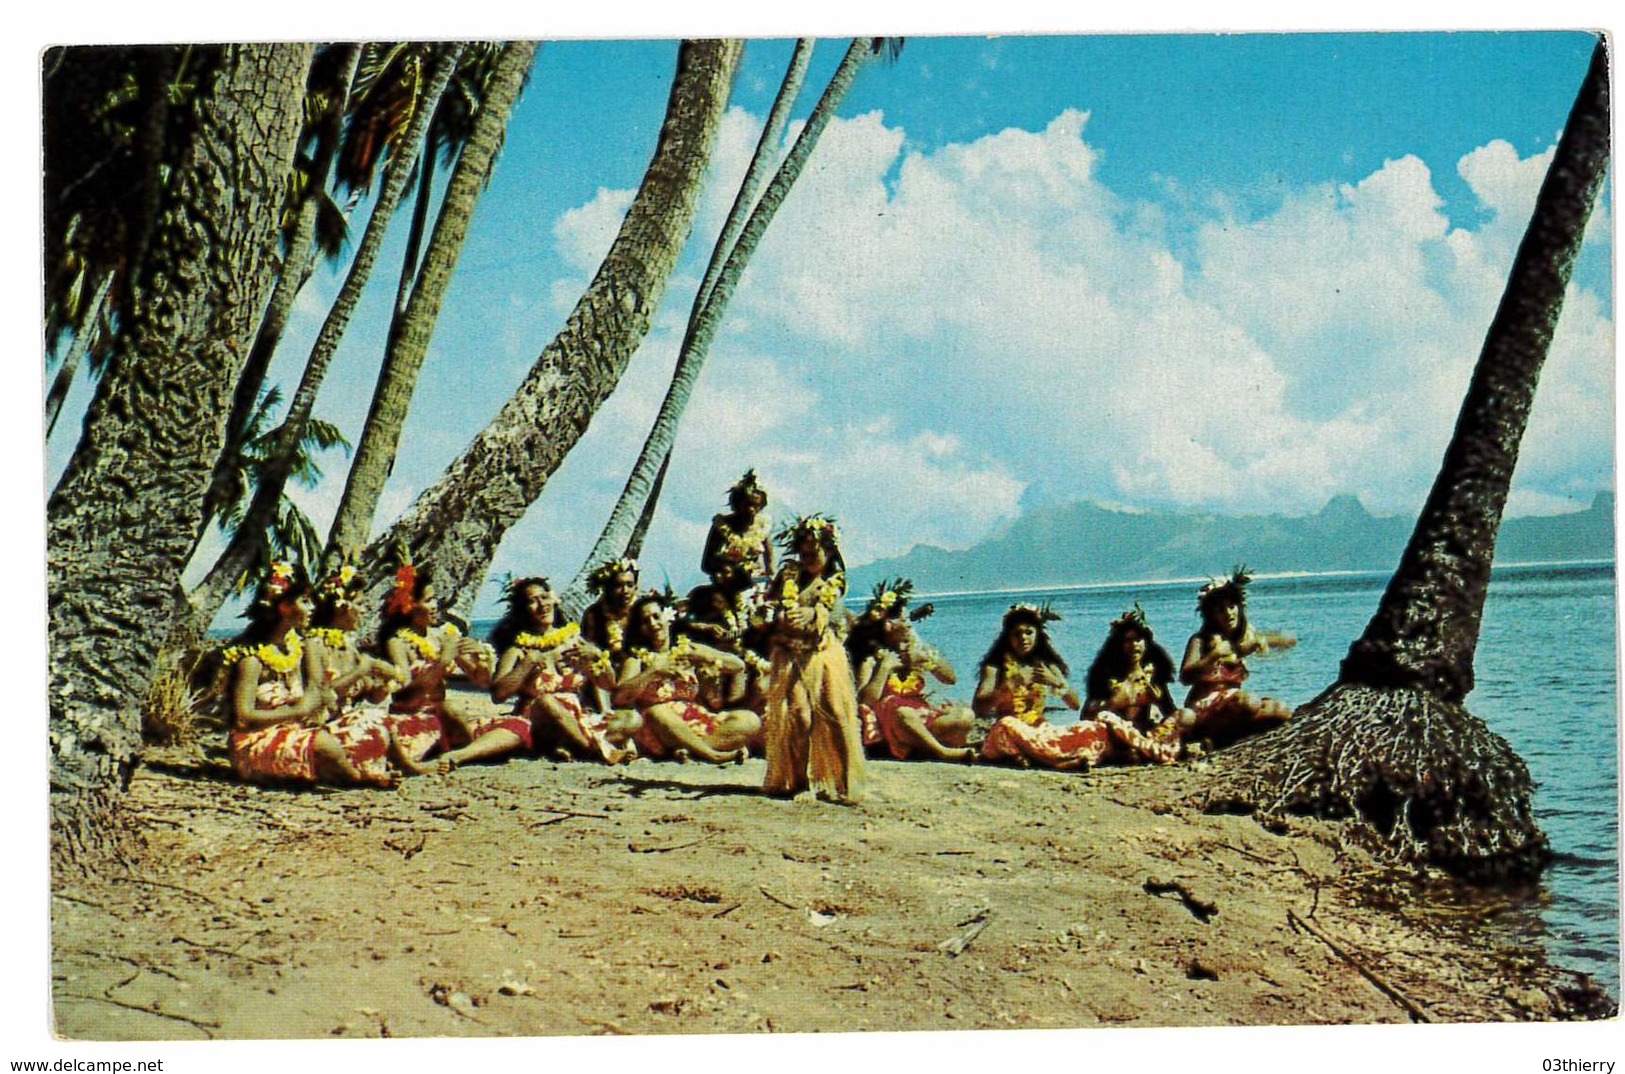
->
<box><xmin>47</xmin><ymin>43</ymin><xmax>312</xmax><ymax>868</ymax></box>
<box><xmin>325</xmin><ymin>40</ymin><xmax>538</xmax><ymax>557</ymax></box>
<box><xmin>1204</xmin><ymin>39</ymin><xmax>1610</xmax><ymax>882</ymax></box>
<box><xmin>351</xmin><ymin>39</ymin><xmax>744</xmax><ymax>623</ymax></box>
<box><xmin>200</xmin><ymin>44</ymin><xmax>361</xmax><ymax>529</ymax></box>
<box><xmin>178</xmin><ymin>44</ymin><xmax>467</xmax><ymax>638</ymax></box>
<box><xmin>563</xmin><ymin>38</ymin><xmax>896</xmax><ymax>615</ymax></box>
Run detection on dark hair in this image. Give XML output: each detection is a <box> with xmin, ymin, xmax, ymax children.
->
<box><xmin>489</xmin><ymin>576</ymin><xmax>561</xmax><ymax>654</ymax></box>
<box><xmin>234</xmin><ymin>563</ymin><xmax>313</xmax><ymax>645</ymax></box>
<box><xmin>625</xmin><ymin>593</ymin><xmax>674</xmax><ymax>653</ymax></box>
<box><xmin>377</xmin><ymin>566</ymin><xmax>435</xmax><ymax>648</ymax></box>
<box><xmin>980</xmin><ymin>606</ymin><xmax>1068</xmax><ymax>676</ymax></box>
<box><xmin>1085</xmin><ymin>617</ymin><xmax>1176</xmax><ymax>712</ymax></box>
<box><xmin>1197</xmin><ymin>584</ymin><xmax>1250</xmax><ymax>641</ymax></box>
<box><xmin>845</xmin><ymin>615</ymin><xmax>896</xmax><ymax>669</ymax></box>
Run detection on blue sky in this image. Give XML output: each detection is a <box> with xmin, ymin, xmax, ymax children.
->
<box><xmin>41</xmin><ymin>32</ymin><xmax>1616</xmax><ymax>623</ymax></box>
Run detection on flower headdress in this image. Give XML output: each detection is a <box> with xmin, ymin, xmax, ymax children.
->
<box><xmin>775</xmin><ymin>513</ymin><xmax>841</xmax><ymax>551</ymax></box>
<box><xmin>493</xmin><ymin>571</ymin><xmax>552</xmax><ymax>603</ymax></box>
<box><xmin>1006</xmin><ymin>601</ymin><xmax>1062</xmax><ymax>625</ymax></box>
<box><xmin>586</xmin><ymin>557</ymin><xmax>639</xmax><ymax>595</ymax></box>
<box><xmin>729</xmin><ymin>469</ymin><xmax>766</xmax><ymax>505</ymax></box>
<box><xmin>252</xmin><ymin>559</ymin><xmax>307</xmax><ymax>610</ymax></box>
<box><xmin>865</xmin><ymin>577</ymin><xmax>915</xmax><ymax>619</ymax></box>
<box><xmin>1197</xmin><ymin>565</ymin><xmax>1253</xmax><ymax>609</ymax></box>
<box><xmin>383</xmin><ymin>544</ymin><xmax>421</xmax><ymax>619</ymax></box>
<box><xmin>1110</xmin><ymin>603</ymin><xmax>1149</xmax><ymax>633</ymax></box>
<box><xmin>315</xmin><ymin>552</ymin><xmax>364</xmax><ymax>603</ymax></box>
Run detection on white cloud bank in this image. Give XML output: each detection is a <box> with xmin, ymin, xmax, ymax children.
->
<box><xmin>489</xmin><ymin>103</ymin><xmax>1613</xmax><ymax>604</ymax></box>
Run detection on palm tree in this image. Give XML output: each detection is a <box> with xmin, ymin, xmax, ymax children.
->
<box><xmin>325</xmin><ymin>40</ymin><xmax>538</xmax><ymax>557</ymax></box>
<box><xmin>351</xmin><ymin>38</ymin><xmax>744</xmax><ymax>624</ymax></box>
<box><xmin>1204</xmin><ymin>39</ymin><xmax>1610</xmax><ymax>882</ymax></box>
<box><xmin>44</xmin><ymin>270</ymin><xmax>113</xmax><ymax>435</ymax></box>
<box><xmin>47</xmin><ymin>43</ymin><xmax>312</xmax><ymax>869</ymax></box>
<box><xmin>177</xmin><ymin>43</ymin><xmax>467</xmax><ymax>639</ymax></box>
<box><xmin>563</xmin><ymin>38</ymin><xmax>895</xmax><ymax>616</ymax></box>
<box><xmin>200</xmin><ymin>44</ymin><xmax>361</xmax><ymax>529</ymax></box>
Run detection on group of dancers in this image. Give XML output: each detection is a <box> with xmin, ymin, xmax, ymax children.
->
<box><xmin>218</xmin><ymin>471</ymin><xmax>1296</xmax><ymax>804</ymax></box>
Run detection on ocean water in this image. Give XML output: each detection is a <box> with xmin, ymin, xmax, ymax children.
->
<box><xmin>468</xmin><ymin>563</ymin><xmax>1618</xmax><ymax>993</ymax></box>
<box><xmin>827</xmin><ymin>563</ymin><xmax>1619</xmax><ymax>995</ymax></box>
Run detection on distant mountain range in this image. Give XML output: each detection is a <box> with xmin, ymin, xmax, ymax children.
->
<box><xmin>850</xmin><ymin>492</ymin><xmax>1616</xmax><ymax>596</ymax></box>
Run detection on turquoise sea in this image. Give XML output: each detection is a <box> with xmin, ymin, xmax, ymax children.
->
<box><xmin>471</xmin><ymin>562</ymin><xmax>1616</xmax><ymax>993</ymax></box>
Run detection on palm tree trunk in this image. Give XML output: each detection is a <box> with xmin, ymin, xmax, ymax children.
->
<box><xmin>47</xmin><ymin>43</ymin><xmax>311</xmax><ymax>872</ymax></box>
<box><xmin>390</xmin><ymin>135</ymin><xmax>440</xmax><ymax>346</ymax></box>
<box><xmin>325</xmin><ymin>41</ymin><xmax>537</xmax><ymax>557</ymax></box>
<box><xmin>563</xmin><ymin>39</ymin><xmax>872</xmax><ymax>615</ymax></box>
<box><xmin>200</xmin><ymin>44</ymin><xmax>361</xmax><ymax>530</ymax></box>
<box><xmin>44</xmin><ymin>270</ymin><xmax>112</xmax><ymax>436</ymax></box>
<box><xmin>354</xmin><ymin>39</ymin><xmax>743</xmax><ymax>625</ymax></box>
<box><xmin>1204</xmin><ymin>39</ymin><xmax>1610</xmax><ymax>882</ymax></box>
<box><xmin>180</xmin><ymin>45</ymin><xmax>466</xmax><ymax>638</ymax></box>
<box><xmin>624</xmin><ymin>450</ymin><xmax>672</xmax><ymax>562</ymax></box>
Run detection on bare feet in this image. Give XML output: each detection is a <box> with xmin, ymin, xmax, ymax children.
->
<box><xmin>671</xmin><ymin>748</ymin><xmax>691</xmax><ymax>765</ymax></box>
<box><xmin>434</xmin><ymin>754</ymin><xmax>462</xmax><ymax>776</ymax></box>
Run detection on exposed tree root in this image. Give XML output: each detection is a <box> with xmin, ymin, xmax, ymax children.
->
<box><xmin>1196</xmin><ymin>683</ymin><xmax>1548</xmax><ymax>882</ymax></box>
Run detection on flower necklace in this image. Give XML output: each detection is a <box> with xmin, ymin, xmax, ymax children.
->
<box><xmin>720</xmin><ymin>514</ymin><xmax>770</xmax><ymax>563</ymax></box>
<box><xmin>632</xmin><ymin>635</ymin><xmax>694</xmax><ymax>674</ymax></box>
<box><xmin>605</xmin><ymin>620</ymin><xmax>625</xmax><ymax>653</ymax></box>
<box><xmin>1003</xmin><ymin>658</ymin><xmax>1050</xmax><ymax>725</ymax></box>
<box><xmin>308</xmin><ymin>627</ymin><xmax>351</xmax><ymax>652</ymax></box>
<box><xmin>887</xmin><ymin>670</ymin><xmax>925</xmax><ymax>696</ymax></box>
<box><xmin>780</xmin><ymin>569</ymin><xmax>844</xmax><ymax>611</ymax></box>
<box><xmin>516</xmin><ymin>622</ymin><xmax>580</xmax><ymax>652</ymax></box>
<box><xmin>397</xmin><ymin>628</ymin><xmax>443</xmax><ymax>662</ymax></box>
<box><xmin>223</xmin><ymin>632</ymin><xmax>304</xmax><ymax>676</ymax></box>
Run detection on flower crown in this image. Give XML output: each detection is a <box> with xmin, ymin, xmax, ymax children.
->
<box><xmin>494</xmin><ymin>572</ymin><xmax>552</xmax><ymax>603</ymax></box>
<box><xmin>1111</xmin><ymin>603</ymin><xmax>1149</xmax><ymax>633</ymax></box>
<box><xmin>1197</xmin><ymin>565</ymin><xmax>1253</xmax><ymax>607</ymax></box>
<box><xmin>866</xmin><ymin>577</ymin><xmax>914</xmax><ymax>618</ymax></box>
<box><xmin>586</xmin><ymin>557</ymin><xmax>639</xmax><ymax>593</ymax></box>
<box><xmin>382</xmin><ymin>544</ymin><xmax>421</xmax><ymax>619</ymax></box>
<box><xmin>253</xmin><ymin>559</ymin><xmax>306</xmax><ymax>609</ymax></box>
<box><xmin>315</xmin><ymin>559</ymin><xmax>364</xmax><ymax>602</ymax></box>
<box><xmin>730</xmin><ymin>468</ymin><xmax>766</xmax><ymax>503</ymax></box>
<box><xmin>1006</xmin><ymin>600</ymin><xmax>1062</xmax><ymax>625</ymax></box>
<box><xmin>775</xmin><ymin>513</ymin><xmax>841</xmax><ymax>550</ymax></box>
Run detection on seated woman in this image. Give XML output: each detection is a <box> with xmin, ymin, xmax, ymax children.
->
<box><xmin>615</xmin><ymin>593</ymin><xmax>759</xmax><ymax>764</ymax></box>
<box><xmin>306</xmin><ymin>562</ymin><xmax>421</xmax><ymax>779</ymax></box>
<box><xmin>700</xmin><ymin>469</ymin><xmax>773</xmax><ymax>586</ymax></box>
<box><xmin>580</xmin><ymin>557</ymin><xmax>641</xmax><ymax>674</ymax></box>
<box><xmin>489</xmin><ymin>576</ymin><xmax>638</xmax><ymax>764</ymax></box>
<box><xmin>377</xmin><ymin>558</ymin><xmax>524</xmax><ymax>774</ymax></box>
<box><xmin>1180</xmin><ymin>568</ymin><xmax>1297</xmax><ymax>750</ymax></box>
<box><xmin>975</xmin><ymin>604</ymin><xmax>1108</xmax><ymax>770</ymax></box>
<box><xmin>1083</xmin><ymin>606</ymin><xmax>1189</xmax><ymax>765</ymax></box>
<box><xmin>224</xmin><ymin>561</ymin><xmax>398</xmax><ymax>787</ymax></box>
<box><xmin>847</xmin><ymin>579</ymin><xmax>975</xmax><ymax>762</ymax></box>
<box><xmin>679</xmin><ymin>560</ymin><xmax>771</xmax><ymax>716</ymax></box>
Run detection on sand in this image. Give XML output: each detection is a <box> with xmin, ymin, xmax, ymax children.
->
<box><xmin>50</xmin><ymin>716</ymin><xmax>1612</xmax><ymax>1042</ymax></box>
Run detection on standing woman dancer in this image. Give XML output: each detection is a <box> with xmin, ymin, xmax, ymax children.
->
<box><xmin>761</xmin><ymin>515</ymin><xmax>865</xmax><ymax>803</ymax></box>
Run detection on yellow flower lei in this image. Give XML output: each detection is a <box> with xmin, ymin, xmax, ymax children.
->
<box><xmin>887</xmin><ymin>671</ymin><xmax>925</xmax><ymax>696</ymax></box>
<box><xmin>1004</xmin><ymin>659</ymin><xmax>1050</xmax><ymax>725</ymax></box>
<box><xmin>605</xmin><ymin>620</ymin><xmax>625</xmax><ymax>652</ymax></box>
<box><xmin>307</xmin><ymin>627</ymin><xmax>350</xmax><ymax>652</ymax></box>
<box><xmin>721</xmin><ymin>515</ymin><xmax>770</xmax><ymax>562</ymax></box>
<box><xmin>222</xmin><ymin>633</ymin><xmax>304</xmax><ymax>676</ymax></box>
<box><xmin>397</xmin><ymin>628</ymin><xmax>442</xmax><ymax>662</ymax></box>
<box><xmin>779</xmin><ymin>569</ymin><xmax>843</xmax><ymax>611</ymax></box>
<box><xmin>631</xmin><ymin>635</ymin><xmax>694</xmax><ymax>674</ymax></box>
<box><xmin>516</xmin><ymin>622</ymin><xmax>581</xmax><ymax>652</ymax></box>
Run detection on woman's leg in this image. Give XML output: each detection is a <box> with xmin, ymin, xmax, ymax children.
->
<box><xmin>894</xmin><ymin>706</ymin><xmax>975</xmax><ymax>762</ymax></box>
<box><xmin>644</xmin><ymin>707</ymin><xmax>745</xmax><ymax>764</ymax></box>
<box><xmin>312</xmin><ymin>730</ymin><xmax>394</xmax><ymax>787</ymax></box>
<box><xmin>436</xmin><ymin>729</ymin><xmax>525</xmax><ymax>774</ymax></box>
<box><xmin>710</xmin><ymin>709</ymin><xmax>761</xmax><ymax>754</ymax></box>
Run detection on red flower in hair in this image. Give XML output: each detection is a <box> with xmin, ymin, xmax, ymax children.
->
<box><xmin>384</xmin><ymin>563</ymin><xmax>419</xmax><ymax>618</ymax></box>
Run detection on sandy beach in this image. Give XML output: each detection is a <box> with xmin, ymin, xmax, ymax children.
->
<box><xmin>51</xmin><ymin>709</ymin><xmax>1612</xmax><ymax>1041</ymax></box>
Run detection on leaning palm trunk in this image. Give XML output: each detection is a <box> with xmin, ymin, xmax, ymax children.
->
<box><xmin>326</xmin><ymin>41</ymin><xmax>536</xmax><ymax>556</ymax></box>
<box><xmin>44</xmin><ymin>269</ymin><xmax>112</xmax><ymax>436</ymax></box>
<box><xmin>354</xmin><ymin>39</ymin><xmax>743</xmax><ymax>625</ymax></box>
<box><xmin>563</xmin><ymin>39</ymin><xmax>877</xmax><ymax>616</ymax></box>
<box><xmin>46</xmin><ymin>43</ymin><xmax>311</xmax><ymax>871</ymax></box>
<box><xmin>1202</xmin><ymin>40</ymin><xmax>1610</xmax><ymax>882</ymax></box>
<box><xmin>179</xmin><ymin>45</ymin><xmax>466</xmax><ymax>638</ymax></box>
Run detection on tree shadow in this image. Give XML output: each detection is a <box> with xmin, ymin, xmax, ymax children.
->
<box><xmin>591</xmin><ymin>772</ymin><xmax>763</xmax><ymax>801</ymax></box>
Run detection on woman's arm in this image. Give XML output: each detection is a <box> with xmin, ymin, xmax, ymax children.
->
<box><xmin>971</xmin><ymin>664</ymin><xmax>1002</xmax><ymax>719</ymax></box>
<box><xmin>856</xmin><ymin>653</ymin><xmax>897</xmax><ymax>707</ymax></box>
<box><xmin>490</xmin><ymin>647</ymin><xmax>536</xmax><ymax>703</ymax></box>
<box><xmin>690</xmin><ymin>642</ymin><xmax>745</xmax><ymax>677</ymax></box>
<box><xmin>1180</xmin><ymin>634</ymin><xmax>1233</xmax><ymax>684</ymax></box>
<box><xmin>613</xmin><ymin>656</ymin><xmax>663</xmax><ymax>709</ymax></box>
<box><xmin>232</xmin><ymin>657</ymin><xmax>330</xmax><ymax>730</ymax></box>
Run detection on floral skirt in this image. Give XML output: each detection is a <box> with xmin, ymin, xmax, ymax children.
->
<box><xmin>229</xmin><ymin>723</ymin><xmax>322</xmax><ymax>783</ymax></box>
<box><xmin>634</xmin><ymin>702</ymin><xmax>719</xmax><ymax>759</ymax></box>
<box><xmin>980</xmin><ymin>716</ymin><xmax>1109</xmax><ymax>769</ymax></box>
<box><xmin>1187</xmin><ymin>686</ymin><xmax>1287</xmax><ymax>747</ymax></box>
<box><xmin>1096</xmin><ymin>711</ymin><xmax>1181</xmax><ymax>765</ymax></box>
<box><xmin>529</xmin><ymin>692</ymin><xmax>622</xmax><ymax>762</ymax></box>
<box><xmin>869</xmin><ymin>694</ymin><xmax>963</xmax><ymax>760</ymax></box>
